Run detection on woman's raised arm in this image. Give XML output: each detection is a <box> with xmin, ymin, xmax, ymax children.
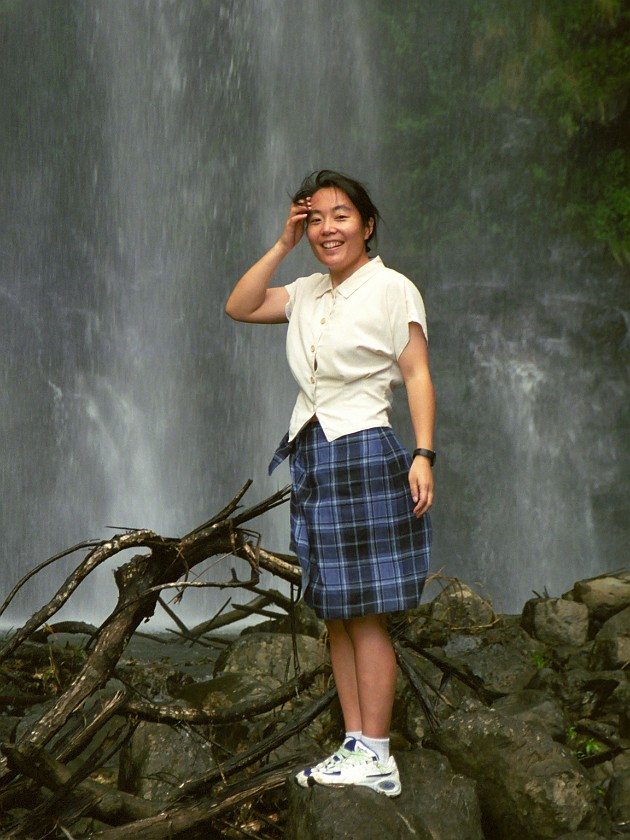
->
<box><xmin>225</xmin><ymin>200</ymin><xmax>310</xmax><ymax>323</ymax></box>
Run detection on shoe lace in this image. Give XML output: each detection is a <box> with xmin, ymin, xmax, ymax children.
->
<box><xmin>314</xmin><ymin>741</ymin><xmax>354</xmax><ymax>772</ymax></box>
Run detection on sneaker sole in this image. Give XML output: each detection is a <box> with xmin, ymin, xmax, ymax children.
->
<box><xmin>311</xmin><ymin>773</ymin><xmax>402</xmax><ymax>797</ymax></box>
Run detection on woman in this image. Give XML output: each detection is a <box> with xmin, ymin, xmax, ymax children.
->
<box><xmin>225</xmin><ymin>170</ymin><xmax>434</xmax><ymax>797</ymax></box>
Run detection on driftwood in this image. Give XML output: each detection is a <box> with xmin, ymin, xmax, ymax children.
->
<box><xmin>0</xmin><ymin>482</ymin><xmax>315</xmax><ymax>838</ymax></box>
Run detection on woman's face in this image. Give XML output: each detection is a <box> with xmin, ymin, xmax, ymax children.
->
<box><xmin>305</xmin><ymin>187</ymin><xmax>373</xmax><ymax>285</ymax></box>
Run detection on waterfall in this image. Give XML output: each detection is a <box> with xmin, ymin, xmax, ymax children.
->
<box><xmin>1</xmin><ymin>2</ymin><xmax>627</xmax><ymax>625</ymax></box>
<box><xmin>0</xmin><ymin>1</ymin><xmax>381</xmax><ymax>624</ymax></box>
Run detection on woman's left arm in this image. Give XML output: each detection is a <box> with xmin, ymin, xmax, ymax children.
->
<box><xmin>398</xmin><ymin>322</ymin><xmax>435</xmax><ymax>517</ymax></box>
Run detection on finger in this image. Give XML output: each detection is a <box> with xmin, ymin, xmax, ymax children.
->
<box><xmin>414</xmin><ymin>487</ymin><xmax>433</xmax><ymax>518</ymax></box>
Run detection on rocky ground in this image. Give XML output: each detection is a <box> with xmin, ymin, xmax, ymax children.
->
<box><xmin>0</xmin><ymin>570</ymin><xmax>628</xmax><ymax>838</ymax></box>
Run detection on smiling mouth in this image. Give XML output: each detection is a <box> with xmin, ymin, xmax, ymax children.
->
<box><xmin>322</xmin><ymin>241</ymin><xmax>343</xmax><ymax>249</ymax></box>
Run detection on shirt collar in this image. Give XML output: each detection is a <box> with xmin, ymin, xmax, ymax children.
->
<box><xmin>314</xmin><ymin>256</ymin><xmax>383</xmax><ymax>299</ymax></box>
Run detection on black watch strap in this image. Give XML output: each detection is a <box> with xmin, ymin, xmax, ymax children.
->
<box><xmin>413</xmin><ymin>448</ymin><xmax>436</xmax><ymax>466</ymax></box>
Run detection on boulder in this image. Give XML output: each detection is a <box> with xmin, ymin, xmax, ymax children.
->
<box><xmin>429</xmin><ymin>700</ymin><xmax>609</xmax><ymax>839</ymax></box>
<box><xmin>440</xmin><ymin>622</ymin><xmax>540</xmax><ymax>695</ymax></box>
<box><xmin>566</xmin><ymin>573</ymin><xmax>630</xmax><ymax>624</ymax></box>
<box><xmin>492</xmin><ymin>689</ymin><xmax>566</xmax><ymax>740</ymax></box>
<box><xmin>554</xmin><ymin>834</ymin><xmax>610</xmax><ymax>839</ymax></box>
<box><xmin>0</xmin><ymin>716</ymin><xmax>20</xmax><ymax>743</ymax></box>
<box><xmin>285</xmin><ymin>747</ymin><xmax>483</xmax><ymax>840</ymax></box>
<box><xmin>198</xmin><ymin>633</ymin><xmax>333</xmax><ymax>756</ymax></box>
<box><xmin>397</xmin><ymin>656</ymin><xmax>477</xmax><ymax>743</ymax></box>
<box><xmin>241</xmin><ymin>599</ymin><xmax>324</xmax><ymax>639</ymax></box>
<box><xmin>590</xmin><ymin>605</ymin><xmax>630</xmax><ymax>670</ymax></box>
<box><xmin>522</xmin><ymin>597</ymin><xmax>590</xmax><ymax>647</ymax></box>
<box><xmin>176</xmin><ymin>670</ymin><xmax>279</xmax><ymax>710</ymax></box>
<box><xmin>118</xmin><ymin>719</ymin><xmax>214</xmax><ymax>801</ymax></box>
<box><xmin>430</xmin><ymin>579</ymin><xmax>496</xmax><ymax>629</ymax></box>
<box><xmin>527</xmin><ymin>667</ymin><xmax>623</xmax><ymax>718</ymax></box>
<box><xmin>213</xmin><ymin>631</ymin><xmax>326</xmax><ymax>681</ymax></box>
<box><xmin>605</xmin><ymin>771</ymin><xmax>630</xmax><ymax>826</ymax></box>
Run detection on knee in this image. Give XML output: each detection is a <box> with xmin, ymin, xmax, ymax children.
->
<box><xmin>343</xmin><ymin>614</ymin><xmax>390</xmax><ymax>645</ymax></box>
<box><xmin>325</xmin><ymin>618</ymin><xmax>347</xmax><ymax>642</ymax></box>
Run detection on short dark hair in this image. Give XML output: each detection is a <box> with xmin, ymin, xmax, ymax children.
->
<box><xmin>292</xmin><ymin>169</ymin><xmax>380</xmax><ymax>252</ymax></box>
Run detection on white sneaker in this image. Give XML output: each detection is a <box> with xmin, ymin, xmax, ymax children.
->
<box><xmin>295</xmin><ymin>736</ymin><xmax>356</xmax><ymax>788</ymax></box>
<box><xmin>311</xmin><ymin>738</ymin><xmax>402</xmax><ymax>797</ymax></box>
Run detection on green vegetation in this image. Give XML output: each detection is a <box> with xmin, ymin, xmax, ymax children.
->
<box><xmin>530</xmin><ymin>649</ymin><xmax>550</xmax><ymax>670</ymax></box>
<box><xmin>565</xmin><ymin>725</ymin><xmax>605</xmax><ymax>759</ymax></box>
<box><xmin>372</xmin><ymin>0</ymin><xmax>630</xmax><ymax>268</ymax></box>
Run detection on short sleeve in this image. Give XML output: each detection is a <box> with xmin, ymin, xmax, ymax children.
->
<box><xmin>387</xmin><ymin>275</ymin><xmax>428</xmax><ymax>360</ymax></box>
<box><xmin>284</xmin><ymin>280</ymin><xmax>298</xmax><ymax>320</ymax></box>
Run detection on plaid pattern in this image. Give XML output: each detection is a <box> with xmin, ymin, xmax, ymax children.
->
<box><xmin>269</xmin><ymin>423</ymin><xmax>431</xmax><ymax>619</ymax></box>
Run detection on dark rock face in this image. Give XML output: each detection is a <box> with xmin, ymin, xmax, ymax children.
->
<box><xmin>429</xmin><ymin>701</ymin><xmax>608</xmax><ymax>839</ymax></box>
<box><xmin>296</xmin><ymin>572</ymin><xmax>629</xmax><ymax>839</ymax></box>
<box><xmin>590</xmin><ymin>605</ymin><xmax>630</xmax><ymax>671</ymax></box>
<box><xmin>522</xmin><ymin>597</ymin><xmax>590</xmax><ymax>646</ymax></box>
<box><xmin>492</xmin><ymin>689</ymin><xmax>566</xmax><ymax>741</ymax></box>
<box><xmin>214</xmin><ymin>631</ymin><xmax>326</xmax><ymax>681</ymax></box>
<box><xmin>286</xmin><ymin>748</ymin><xmax>483</xmax><ymax>840</ymax></box>
<box><xmin>565</xmin><ymin>573</ymin><xmax>630</xmax><ymax>625</ymax></box>
<box><xmin>34</xmin><ymin>571</ymin><xmax>618</xmax><ymax>836</ymax></box>
<box><xmin>605</xmin><ymin>771</ymin><xmax>630</xmax><ymax>825</ymax></box>
<box><xmin>440</xmin><ymin>621</ymin><xmax>541</xmax><ymax>695</ymax></box>
<box><xmin>119</xmin><ymin>720</ymin><xmax>214</xmax><ymax>801</ymax></box>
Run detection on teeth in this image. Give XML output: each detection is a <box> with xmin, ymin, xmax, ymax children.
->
<box><xmin>322</xmin><ymin>241</ymin><xmax>342</xmax><ymax>249</ymax></box>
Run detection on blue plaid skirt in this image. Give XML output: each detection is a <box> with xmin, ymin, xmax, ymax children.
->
<box><xmin>269</xmin><ymin>422</ymin><xmax>431</xmax><ymax>620</ymax></box>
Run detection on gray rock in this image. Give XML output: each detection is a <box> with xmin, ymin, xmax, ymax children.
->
<box><xmin>0</xmin><ymin>716</ymin><xmax>21</xmax><ymax>743</ymax></box>
<box><xmin>241</xmin><ymin>599</ymin><xmax>324</xmax><ymax>639</ymax></box>
<box><xmin>119</xmin><ymin>720</ymin><xmax>214</xmax><ymax>801</ymax></box>
<box><xmin>590</xmin><ymin>605</ymin><xmax>630</xmax><ymax>670</ymax></box>
<box><xmin>397</xmin><ymin>657</ymin><xmax>477</xmax><ymax>743</ymax></box>
<box><xmin>174</xmin><ymin>670</ymin><xmax>283</xmax><ymax>754</ymax></box>
<box><xmin>493</xmin><ymin>689</ymin><xmax>566</xmax><ymax>740</ymax></box>
<box><xmin>442</xmin><ymin>623</ymin><xmax>540</xmax><ymax>695</ymax></box>
<box><xmin>527</xmin><ymin>667</ymin><xmax>623</xmax><ymax>718</ymax></box>
<box><xmin>285</xmin><ymin>747</ymin><xmax>483</xmax><ymax>840</ymax></box>
<box><xmin>430</xmin><ymin>579</ymin><xmax>496</xmax><ymax>629</ymax></box>
<box><xmin>213</xmin><ymin>632</ymin><xmax>326</xmax><ymax>682</ymax></box>
<box><xmin>175</xmin><ymin>670</ymin><xmax>279</xmax><ymax>709</ymax></box>
<box><xmin>554</xmin><ymin>834</ymin><xmax>610</xmax><ymax>839</ymax></box>
<box><xmin>522</xmin><ymin>597</ymin><xmax>590</xmax><ymax>647</ymax></box>
<box><xmin>566</xmin><ymin>573</ymin><xmax>630</xmax><ymax>623</ymax></box>
<box><xmin>606</xmin><ymin>771</ymin><xmax>630</xmax><ymax>825</ymax></box>
<box><xmin>429</xmin><ymin>701</ymin><xmax>609</xmax><ymax>839</ymax></box>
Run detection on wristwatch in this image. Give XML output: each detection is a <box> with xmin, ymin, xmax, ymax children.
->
<box><xmin>413</xmin><ymin>448</ymin><xmax>436</xmax><ymax>466</ymax></box>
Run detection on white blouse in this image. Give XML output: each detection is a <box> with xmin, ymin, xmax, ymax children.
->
<box><xmin>284</xmin><ymin>256</ymin><xmax>428</xmax><ymax>442</ymax></box>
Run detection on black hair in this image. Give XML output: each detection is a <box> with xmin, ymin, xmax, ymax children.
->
<box><xmin>292</xmin><ymin>169</ymin><xmax>380</xmax><ymax>252</ymax></box>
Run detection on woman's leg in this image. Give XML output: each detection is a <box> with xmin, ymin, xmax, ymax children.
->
<box><xmin>326</xmin><ymin>619</ymin><xmax>362</xmax><ymax>733</ymax></box>
<box><xmin>326</xmin><ymin>614</ymin><xmax>397</xmax><ymax>738</ymax></box>
<box><xmin>344</xmin><ymin>614</ymin><xmax>397</xmax><ymax>738</ymax></box>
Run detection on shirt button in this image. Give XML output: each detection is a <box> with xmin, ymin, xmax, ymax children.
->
<box><xmin>320</xmin><ymin>317</ymin><xmax>326</xmax><ymax>324</ymax></box>
<box><xmin>310</xmin><ymin>376</ymin><xmax>315</xmax><ymax>384</ymax></box>
<box><xmin>310</xmin><ymin>345</ymin><xmax>316</xmax><ymax>352</ymax></box>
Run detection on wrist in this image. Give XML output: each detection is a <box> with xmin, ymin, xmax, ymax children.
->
<box><xmin>413</xmin><ymin>448</ymin><xmax>436</xmax><ymax>466</ymax></box>
<box><xmin>272</xmin><ymin>240</ymin><xmax>291</xmax><ymax>259</ymax></box>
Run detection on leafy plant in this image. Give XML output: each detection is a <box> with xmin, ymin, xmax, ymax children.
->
<box><xmin>565</xmin><ymin>725</ymin><xmax>605</xmax><ymax>759</ymax></box>
<box><xmin>530</xmin><ymin>650</ymin><xmax>549</xmax><ymax>670</ymax></box>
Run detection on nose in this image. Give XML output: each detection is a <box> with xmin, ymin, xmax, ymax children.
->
<box><xmin>321</xmin><ymin>216</ymin><xmax>336</xmax><ymax>235</ymax></box>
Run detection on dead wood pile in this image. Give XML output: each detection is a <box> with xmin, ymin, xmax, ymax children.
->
<box><xmin>0</xmin><ymin>481</ymin><xmax>328</xmax><ymax>839</ymax></box>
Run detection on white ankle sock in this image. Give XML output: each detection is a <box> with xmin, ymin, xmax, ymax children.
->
<box><xmin>345</xmin><ymin>730</ymin><xmax>362</xmax><ymax>742</ymax></box>
<box><xmin>360</xmin><ymin>735</ymin><xmax>390</xmax><ymax>763</ymax></box>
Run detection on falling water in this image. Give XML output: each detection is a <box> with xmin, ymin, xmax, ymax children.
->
<box><xmin>1</xmin><ymin>2</ymin><xmax>627</xmax><ymax>626</ymax></box>
<box><xmin>0</xmin><ymin>1</ymin><xmax>381</xmax><ymax>623</ymax></box>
